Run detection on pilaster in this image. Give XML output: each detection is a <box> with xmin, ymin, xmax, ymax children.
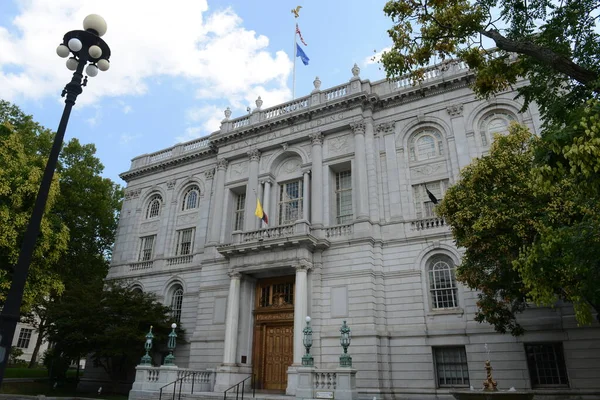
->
<box><xmin>208</xmin><ymin>158</ymin><xmax>227</xmax><ymax>245</ymax></box>
<box><xmin>350</xmin><ymin>121</ymin><xmax>369</xmax><ymax>220</ymax></box>
<box><xmin>363</xmin><ymin>112</ymin><xmax>380</xmax><ymax>223</ymax></box>
<box><xmin>446</xmin><ymin>103</ymin><xmax>466</xmax><ymax>178</ymax></box>
<box><xmin>244</xmin><ymin>149</ymin><xmax>261</xmax><ymax>231</ymax></box>
<box><xmin>378</xmin><ymin>122</ymin><xmax>403</xmax><ymax>220</ymax></box>
<box><xmin>309</xmin><ymin>133</ymin><xmax>323</xmax><ymax>227</ymax></box>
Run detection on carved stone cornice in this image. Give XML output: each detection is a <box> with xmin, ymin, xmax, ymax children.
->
<box><xmin>350</xmin><ymin>121</ymin><xmax>366</xmax><ymax>135</ymax></box>
<box><xmin>124</xmin><ymin>188</ymin><xmax>141</xmax><ymax>200</ymax></box>
<box><xmin>204</xmin><ymin>168</ymin><xmax>215</xmax><ymax>180</ymax></box>
<box><xmin>308</xmin><ymin>132</ymin><xmax>323</xmax><ymax>146</ymax></box>
<box><xmin>247</xmin><ymin>149</ymin><xmax>261</xmax><ymax>162</ymax></box>
<box><xmin>376</xmin><ymin>122</ymin><xmax>396</xmax><ymax>136</ymax></box>
<box><xmin>217</xmin><ymin>158</ymin><xmax>228</xmax><ymax>170</ymax></box>
<box><xmin>446</xmin><ymin>104</ymin><xmax>464</xmax><ymax>117</ymax></box>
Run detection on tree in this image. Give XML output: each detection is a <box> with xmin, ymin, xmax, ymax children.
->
<box><xmin>46</xmin><ymin>282</ymin><xmax>178</xmax><ymax>388</ymax></box>
<box><xmin>381</xmin><ymin>0</ymin><xmax>600</xmax><ymax>124</ymax></box>
<box><xmin>0</xmin><ymin>100</ymin><xmax>69</xmax><ymax>311</ymax></box>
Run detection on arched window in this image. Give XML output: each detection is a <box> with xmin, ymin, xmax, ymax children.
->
<box><xmin>429</xmin><ymin>256</ymin><xmax>458</xmax><ymax>309</ymax></box>
<box><xmin>479</xmin><ymin>112</ymin><xmax>514</xmax><ymax>146</ymax></box>
<box><xmin>170</xmin><ymin>285</ymin><xmax>184</xmax><ymax>323</ymax></box>
<box><xmin>409</xmin><ymin>130</ymin><xmax>444</xmax><ymax>161</ymax></box>
<box><xmin>182</xmin><ymin>185</ymin><xmax>200</xmax><ymax>211</ymax></box>
<box><xmin>146</xmin><ymin>194</ymin><xmax>162</xmax><ymax>219</ymax></box>
<box><xmin>130</xmin><ymin>286</ymin><xmax>143</xmax><ymax>294</ymax></box>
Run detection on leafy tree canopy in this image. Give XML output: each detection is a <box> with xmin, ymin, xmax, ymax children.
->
<box><xmin>381</xmin><ymin>0</ymin><xmax>600</xmax><ymax>124</ymax></box>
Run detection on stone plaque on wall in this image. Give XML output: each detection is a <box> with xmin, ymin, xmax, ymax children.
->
<box><xmin>213</xmin><ymin>297</ymin><xmax>227</xmax><ymax>324</ymax></box>
<box><xmin>331</xmin><ymin>286</ymin><xmax>348</xmax><ymax>318</ymax></box>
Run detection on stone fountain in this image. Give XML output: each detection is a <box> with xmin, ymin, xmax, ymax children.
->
<box><xmin>451</xmin><ymin>360</ymin><xmax>533</xmax><ymax>400</ymax></box>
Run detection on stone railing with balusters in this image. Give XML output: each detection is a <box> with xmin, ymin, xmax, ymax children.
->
<box><xmin>324</xmin><ymin>223</ymin><xmax>354</xmax><ymax>239</ymax></box>
<box><xmin>314</xmin><ymin>370</ymin><xmax>337</xmax><ymax>390</ymax></box>
<box><xmin>129</xmin><ymin>260</ymin><xmax>154</xmax><ymax>271</ymax></box>
<box><xmin>410</xmin><ymin>216</ymin><xmax>446</xmax><ymax>231</ymax></box>
<box><xmin>129</xmin><ymin>136</ymin><xmax>211</xmax><ymax>170</ymax></box>
<box><xmin>131</xmin><ymin>366</ymin><xmax>215</xmax><ymax>399</ymax></box>
<box><xmin>166</xmin><ymin>254</ymin><xmax>194</xmax><ymax>266</ymax></box>
<box><xmin>240</xmin><ymin>223</ymin><xmax>296</xmax><ymax>242</ymax></box>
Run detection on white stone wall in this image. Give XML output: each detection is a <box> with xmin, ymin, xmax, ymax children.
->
<box><xmin>106</xmin><ymin>66</ymin><xmax>600</xmax><ymax>398</ymax></box>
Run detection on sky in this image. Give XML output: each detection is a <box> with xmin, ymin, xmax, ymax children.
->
<box><xmin>0</xmin><ymin>0</ymin><xmax>392</xmax><ymax>186</ymax></box>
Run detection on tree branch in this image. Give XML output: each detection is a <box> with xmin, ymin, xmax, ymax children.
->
<box><xmin>480</xmin><ymin>29</ymin><xmax>599</xmax><ymax>86</ymax></box>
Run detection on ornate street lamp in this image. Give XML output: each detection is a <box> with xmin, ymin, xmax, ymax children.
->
<box><xmin>140</xmin><ymin>326</ymin><xmax>154</xmax><ymax>365</ymax></box>
<box><xmin>164</xmin><ymin>323</ymin><xmax>178</xmax><ymax>366</ymax></box>
<box><xmin>302</xmin><ymin>316</ymin><xmax>313</xmax><ymax>367</ymax></box>
<box><xmin>0</xmin><ymin>14</ymin><xmax>111</xmax><ymax>385</ymax></box>
<box><xmin>339</xmin><ymin>320</ymin><xmax>352</xmax><ymax>367</ymax></box>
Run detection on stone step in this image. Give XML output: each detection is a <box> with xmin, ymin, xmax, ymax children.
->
<box><xmin>179</xmin><ymin>391</ymin><xmax>293</xmax><ymax>400</ymax></box>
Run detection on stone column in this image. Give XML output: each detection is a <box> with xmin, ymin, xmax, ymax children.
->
<box><xmin>262</xmin><ymin>179</ymin><xmax>271</xmax><ymax>228</ymax></box>
<box><xmin>244</xmin><ymin>149</ymin><xmax>261</xmax><ymax>232</ymax></box>
<box><xmin>309</xmin><ymin>133</ymin><xmax>323</xmax><ymax>227</ymax></box>
<box><xmin>222</xmin><ymin>272</ymin><xmax>241</xmax><ymax>365</ymax></box>
<box><xmin>293</xmin><ymin>265</ymin><xmax>309</xmax><ymax>365</ymax></box>
<box><xmin>302</xmin><ymin>171</ymin><xmax>310</xmax><ymax>221</ymax></box>
<box><xmin>378</xmin><ymin>122</ymin><xmax>403</xmax><ymax>219</ymax></box>
<box><xmin>350</xmin><ymin>122</ymin><xmax>369</xmax><ymax>220</ymax></box>
<box><xmin>208</xmin><ymin>158</ymin><xmax>228</xmax><ymax>245</ymax></box>
<box><xmin>363</xmin><ymin>112</ymin><xmax>380</xmax><ymax>222</ymax></box>
<box><xmin>446</xmin><ymin>104</ymin><xmax>467</xmax><ymax>175</ymax></box>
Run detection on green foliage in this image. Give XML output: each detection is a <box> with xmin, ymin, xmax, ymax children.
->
<box><xmin>8</xmin><ymin>347</ymin><xmax>24</xmax><ymax>365</ymax></box>
<box><xmin>381</xmin><ymin>0</ymin><xmax>600</xmax><ymax>124</ymax></box>
<box><xmin>0</xmin><ymin>100</ymin><xmax>69</xmax><ymax>310</ymax></box>
<box><xmin>46</xmin><ymin>282</ymin><xmax>178</xmax><ymax>384</ymax></box>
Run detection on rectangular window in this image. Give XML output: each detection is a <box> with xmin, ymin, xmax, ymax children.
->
<box><xmin>413</xmin><ymin>180</ymin><xmax>447</xmax><ymax>219</ymax></box>
<box><xmin>16</xmin><ymin>328</ymin><xmax>33</xmax><ymax>349</ymax></box>
<box><xmin>335</xmin><ymin>170</ymin><xmax>352</xmax><ymax>224</ymax></box>
<box><xmin>279</xmin><ymin>180</ymin><xmax>303</xmax><ymax>225</ymax></box>
<box><xmin>175</xmin><ymin>228</ymin><xmax>195</xmax><ymax>256</ymax></box>
<box><xmin>234</xmin><ymin>193</ymin><xmax>246</xmax><ymax>231</ymax></box>
<box><xmin>433</xmin><ymin>346</ymin><xmax>470</xmax><ymax>387</ymax></box>
<box><xmin>138</xmin><ymin>235</ymin><xmax>156</xmax><ymax>261</ymax></box>
<box><xmin>525</xmin><ymin>343</ymin><xmax>569</xmax><ymax>388</ymax></box>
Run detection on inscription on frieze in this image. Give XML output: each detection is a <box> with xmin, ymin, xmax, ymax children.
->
<box><xmin>256</xmin><ymin>312</ymin><xmax>294</xmax><ymax>321</ymax></box>
<box><xmin>139</xmin><ymin>221</ymin><xmax>159</xmax><ymax>233</ymax></box>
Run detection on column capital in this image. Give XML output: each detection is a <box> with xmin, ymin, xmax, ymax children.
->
<box><xmin>446</xmin><ymin>103</ymin><xmax>464</xmax><ymax>117</ymax></box>
<box><xmin>350</xmin><ymin>121</ymin><xmax>366</xmax><ymax>135</ymax></box>
<box><xmin>204</xmin><ymin>168</ymin><xmax>215</xmax><ymax>180</ymax></box>
<box><xmin>217</xmin><ymin>157</ymin><xmax>228</xmax><ymax>170</ymax></box>
<box><xmin>308</xmin><ymin>132</ymin><xmax>323</xmax><ymax>146</ymax></box>
<box><xmin>228</xmin><ymin>271</ymin><xmax>242</xmax><ymax>279</ymax></box>
<box><xmin>260</xmin><ymin>178</ymin><xmax>273</xmax><ymax>186</ymax></box>
<box><xmin>375</xmin><ymin>121</ymin><xmax>396</xmax><ymax>136</ymax></box>
<box><xmin>247</xmin><ymin>148</ymin><xmax>261</xmax><ymax>162</ymax></box>
<box><xmin>294</xmin><ymin>261</ymin><xmax>312</xmax><ymax>272</ymax></box>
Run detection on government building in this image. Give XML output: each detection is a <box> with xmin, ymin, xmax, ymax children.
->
<box><xmin>98</xmin><ymin>60</ymin><xmax>600</xmax><ymax>399</ymax></box>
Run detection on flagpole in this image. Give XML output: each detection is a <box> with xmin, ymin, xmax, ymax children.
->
<box><xmin>292</xmin><ymin>24</ymin><xmax>297</xmax><ymax>100</ymax></box>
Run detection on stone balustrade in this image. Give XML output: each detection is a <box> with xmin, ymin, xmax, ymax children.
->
<box><xmin>130</xmin><ymin>366</ymin><xmax>215</xmax><ymax>400</ymax></box>
<box><xmin>410</xmin><ymin>216</ymin><xmax>446</xmax><ymax>231</ymax></box>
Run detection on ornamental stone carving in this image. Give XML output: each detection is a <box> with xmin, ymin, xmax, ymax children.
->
<box><xmin>376</xmin><ymin>122</ymin><xmax>396</xmax><ymax>135</ymax></box>
<box><xmin>255</xmin><ymin>96</ymin><xmax>263</xmax><ymax>110</ymax></box>
<box><xmin>204</xmin><ymin>168</ymin><xmax>215</xmax><ymax>180</ymax></box>
<box><xmin>446</xmin><ymin>104</ymin><xmax>464</xmax><ymax>117</ymax></box>
<box><xmin>217</xmin><ymin>158</ymin><xmax>228</xmax><ymax>170</ymax></box>
<box><xmin>228</xmin><ymin>271</ymin><xmax>242</xmax><ymax>279</ymax></box>
<box><xmin>350</xmin><ymin>121</ymin><xmax>366</xmax><ymax>135</ymax></box>
<box><xmin>124</xmin><ymin>188</ymin><xmax>142</xmax><ymax>200</ymax></box>
<box><xmin>247</xmin><ymin>149</ymin><xmax>261</xmax><ymax>162</ymax></box>
<box><xmin>140</xmin><ymin>221</ymin><xmax>159</xmax><ymax>233</ymax></box>
<box><xmin>351</xmin><ymin>63</ymin><xmax>360</xmax><ymax>78</ymax></box>
<box><xmin>224</xmin><ymin>107</ymin><xmax>232</xmax><ymax>120</ymax></box>
<box><xmin>166</xmin><ymin>179</ymin><xmax>177</xmax><ymax>190</ymax></box>
<box><xmin>313</xmin><ymin>76</ymin><xmax>321</xmax><ymax>91</ymax></box>
<box><xmin>308</xmin><ymin>132</ymin><xmax>323</xmax><ymax>146</ymax></box>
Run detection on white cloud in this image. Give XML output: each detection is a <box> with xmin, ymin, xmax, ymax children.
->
<box><xmin>364</xmin><ymin>47</ymin><xmax>391</xmax><ymax>66</ymax></box>
<box><xmin>0</xmin><ymin>1</ymin><xmax>293</xmax><ymax>111</ymax></box>
<box><xmin>86</xmin><ymin>107</ymin><xmax>102</xmax><ymax>127</ymax></box>
<box><xmin>177</xmin><ymin>104</ymin><xmax>223</xmax><ymax>143</ymax></box>
<box><xmin>119</xmin><ymin>133</ymin><xmax>141</xmax><ymax>145</ymax></box>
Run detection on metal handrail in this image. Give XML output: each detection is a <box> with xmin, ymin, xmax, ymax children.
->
<box><xmin>159</xmin><ymin>371</ymin><xmax>199</xmax><ymax>400</ymax></box>
<box><xmin>223</xmin><ymin>374</ymin><xmax>255</xmax><ymax>400</ymax></box>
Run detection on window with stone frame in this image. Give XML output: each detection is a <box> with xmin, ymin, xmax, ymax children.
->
<box><xmin>234</xmin><ymin>192</ymin><xmax>246</xmax><ymax>231</ymax></box>
<box><xmin>279</xmin><ymin>180</ymin><xmax>303</xmax><ymax>225</ymax></box>
<box><xmin>412</xmin><ymin>180</ymin><xmax>448</xmax><ymax>219</ymax></box>
<box><xmin>479</xmin><ymin>112</ymin><xmax>515</xmax><ymax>147</ymax></box>
<box><xmin>16</xmin><ymin>328</ymin><xmax>33</xmax><ymax>349</ymax></box>
<box><xmin>146</xmin><ymin>194</ymin><xmax>163</xmax><ymax>219</ymax></box>
<box><xmin>525</xmin><ymin>343</ymin><xmax>569</xmax><ymax>388</ymax></box>
<box><xmin>175</xmin><ymin>228</ymin><xmax>195</xmax><ymax>256</ymax></box>
<box><xmin>170</xmin><ymin>284</ymin><xmax>184</xmax><ymax>323</ymax></box>
<box><xmin>409</xmin><ymin>129</ymin><xmax>444</xmax><ymax>162</ymax></box>
<box><xmin>138</xmin><ymin>235</ymin><xmax>156</xmax><ymax>261</ymax></box>
<box><xmin>433</xmin><ymin>346</ymin><xmax>470</xmax><ymax>387</ymax></box>
<box><xmin>429</xmin><ymin>255</ymin><xmax>459</xmax><ymax>309</ymax></box>
<box><xmin>182</xmin><ymin>185</ymin><xmax>200</xmax><ymax>211</ymax></box>
<box><xmin>335</xmin><ymin>170</ymin><xmax>352</xmax><ymax>224</ymax></box>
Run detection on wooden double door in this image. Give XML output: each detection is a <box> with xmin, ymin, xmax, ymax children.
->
<box><xmin>252</xmin><ymin>277</ymin><xmax>295</xmax><ymax>391</ymax></box>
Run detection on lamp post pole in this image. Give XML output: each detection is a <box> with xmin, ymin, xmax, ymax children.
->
<box><xmin>0</xmin><ymin>14</ymin><xmax>111</xmax><ymax>387</ymax></box>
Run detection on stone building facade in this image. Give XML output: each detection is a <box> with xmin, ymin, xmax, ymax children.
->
<box><xmin>105</xmin><ymin>62</ymin><xmax>600</xmax><ymax>399</ymax></box>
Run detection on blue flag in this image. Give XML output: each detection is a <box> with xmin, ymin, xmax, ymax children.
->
<box><xmin>296</xmin><ymin>43</ymin><xmax>309</xmax><ymax>66</ymax></box>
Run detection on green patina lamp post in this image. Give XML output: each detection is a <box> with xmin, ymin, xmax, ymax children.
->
<box><xmin>163</xmin><ymin>323</ymin><xmax>178</xmax><ymax>366</ymax></box>
<box><xmin>339</xmin><ymin>320</ymin><xmax>352</xmax><ymax>367</ymax></box>
<box><xmin>140</xmin><ymin>326</ymin><xmax>154</xmax><ymax>365</ymax></box>
<box><xmin>302</xmin><ymin>316</ymin><xmax>314</xmax><ymax>366</ymax></box>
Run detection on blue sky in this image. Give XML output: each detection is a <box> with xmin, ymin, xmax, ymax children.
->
<box><xmin>0</xmin><ymin>0</ymin><xmax>392</xmax><ymax>185</ymax></box>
